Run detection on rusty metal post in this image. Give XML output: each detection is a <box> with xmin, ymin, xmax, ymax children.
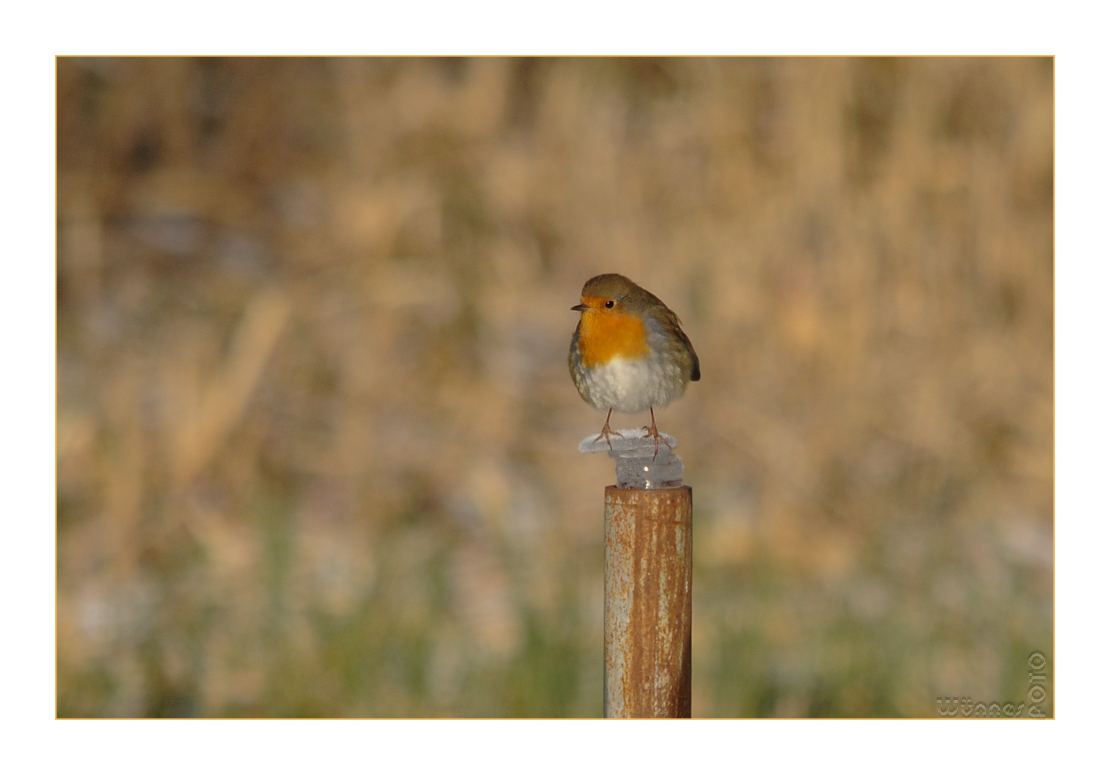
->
<box><xmin>580</xmin><ymin>428</ymin><xmax>693</xmax><ymax>718</ymax></box>
<box><xmin>603</xmin><ymin>484</ymin><xmax>693</xmax><ymax>718</ymax></box>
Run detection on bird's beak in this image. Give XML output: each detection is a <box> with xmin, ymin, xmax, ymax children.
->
<box><xmin>571</xmin><ymin>303</ymin><xmax>589</xmax><ymax>312</ymax></box>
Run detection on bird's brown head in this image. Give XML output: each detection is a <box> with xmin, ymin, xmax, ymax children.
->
<box><xmin>571</xmin><ymin>274</ymin><xmax>659</xmax><ymax>316</ymax></box>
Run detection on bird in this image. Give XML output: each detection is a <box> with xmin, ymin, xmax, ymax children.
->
<box><xmin>569</xmin><ymin>273</ymin><xmax>700</xmax><ymax>454</ymax></box>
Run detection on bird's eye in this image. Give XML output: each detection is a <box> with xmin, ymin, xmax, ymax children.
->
<box><xmin>604</xmin><ymin>300</ymin><xmax>615</xmax><ymax>309</ymax></box>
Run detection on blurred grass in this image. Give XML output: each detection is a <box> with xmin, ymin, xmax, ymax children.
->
<box><xmin>56</xmin><ymin>57</ymin><xmax>1053</xmax><ymax>717</ymax></box>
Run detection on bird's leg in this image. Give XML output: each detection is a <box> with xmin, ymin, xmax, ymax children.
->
<box><xmin>641</xmin><ymin>406</ymin><xmax>673</xmax><ymax>459</ymax></box>
<box><xmin>594</xmin><ymin>408</ymin><xmax>623</xmax><ymax>450</ymax></box>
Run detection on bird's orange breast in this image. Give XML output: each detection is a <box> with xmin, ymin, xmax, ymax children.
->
<box><xmin>576</xmin><ymin>301</ymin><xmax>651</xmax><ymax>369</ymax></box>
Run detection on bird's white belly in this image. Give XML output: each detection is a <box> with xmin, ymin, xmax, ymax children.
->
<box><xmin>580</xmin><ymin>355</ymin><xmax>683</xmax><ymax>414</ymax></box>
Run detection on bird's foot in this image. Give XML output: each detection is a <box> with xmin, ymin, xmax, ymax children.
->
<box><xmin>594</xmin><ymin>420</ymin><xmax>624</xmax><ymax>450</ymax></box>
<box><xmin>640</xmin><ymin>419</ymin><xmax>673</xmax><ymax>460</ymax></box>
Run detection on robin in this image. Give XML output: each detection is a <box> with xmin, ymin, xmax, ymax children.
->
<box><xmin>569</xmin><ymin>273</ymin><xmax>700</xmax><ymax>453</ymax></box>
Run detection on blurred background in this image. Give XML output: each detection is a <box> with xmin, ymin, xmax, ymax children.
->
<box><xmin>56</xmin><ymin>57</ymin><xmax>1053</xmax><ymax>718</ymax></box>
